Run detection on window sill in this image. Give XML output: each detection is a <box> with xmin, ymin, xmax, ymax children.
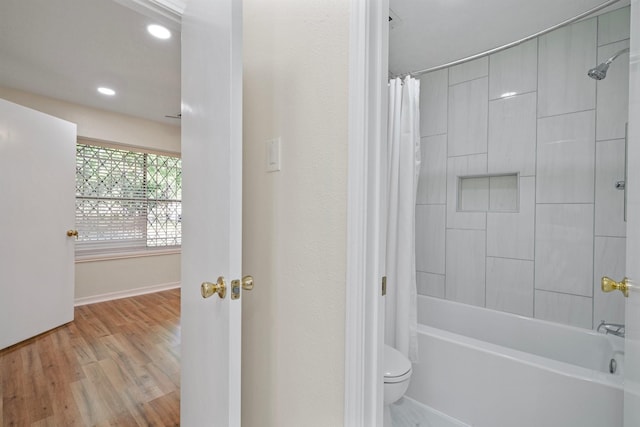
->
<box><xmin>75</xmin><ymin>247</ymin><xmax>182</xmax><ymax>263</ymax></box>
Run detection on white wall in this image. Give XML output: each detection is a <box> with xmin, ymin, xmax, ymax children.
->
<box><xmin>0</xmin><ymin>86</ymin><xmax>180</xmax><ymax>153</ymax></box>
<box><xmin>0</xmin><ymin>86</ymin><xmax>181</xmax><ymax>301</ymax></box>
<box><xmin>415</xmin><ymin>7</ymin><xmax>630</xmax><ymax>329</ymax></box>
<box><xmin>242</xmin><ymin>0</ymin><xmax>349</xmax><ymax>426</ymax></box>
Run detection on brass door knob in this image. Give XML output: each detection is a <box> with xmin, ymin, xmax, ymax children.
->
<box><xmin>601</xmin><ymin>276</ymin><xmax>629</xmax><ymax>298</ymax></box>
<box><xmin>201</xmin><ymin>276</ymin><xmax>227</xmax><ymax>299</ymax></box>
<box><xmin>241</xmin><ymin>275</ymin><xmax>254</xmax><ymax>291</ymax></box>
<box><xmin>66</xmin><ymin>229</ymin><xmax>78</xmax><ymax>238</ymax></box>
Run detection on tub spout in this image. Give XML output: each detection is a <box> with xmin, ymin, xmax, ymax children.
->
<box><xmin>597</xmin><ymin>321</ymin><xmax>625</xmax><ymax>338</ymax></box>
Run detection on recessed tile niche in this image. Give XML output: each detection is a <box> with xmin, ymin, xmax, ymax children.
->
<box><xmin>458</xmin><ymin>174</ymin><xmax>518</xmax><ymax>212</ymax></box>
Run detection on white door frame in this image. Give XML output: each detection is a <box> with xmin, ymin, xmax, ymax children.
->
<box><xmin>625</xmin><ymin>1</ymin><xmax>640</xmax><ymax>425</ymax></box>
<box><xmin>344</xmin><ymin>0</ymin><xmax>388</xmax><ymax>425</ymax></box>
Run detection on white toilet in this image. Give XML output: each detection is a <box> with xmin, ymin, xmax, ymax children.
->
<box><xmin>383</xmin><ymin>344</ymin><xmax>413</xmax><ymax>425</ymax></box>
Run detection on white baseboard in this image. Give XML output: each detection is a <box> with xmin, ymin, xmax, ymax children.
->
<box><xmin>74</xmin><ymin>282</ymin><xmax>181</xmax><ymax>306</ymax></box>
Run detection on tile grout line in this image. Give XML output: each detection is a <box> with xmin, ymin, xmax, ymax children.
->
<box><xmin>591</xmin><ymin>20</ymin><xmax>597</xmax><ymax>329</ymax></box>
<box><xmin>485</xmin><ymin>55</ymin><xmax>490</xmax><ymax>309</ymax></box>
<box><xmin>444</xmin><ymin>67</ymin><xmax>449</xmax><ymax>301</ymax></box>
<box><xmin>533</xmin><ymin>32</ymin><xmax>540</xmax><ymax>319</ymax></box>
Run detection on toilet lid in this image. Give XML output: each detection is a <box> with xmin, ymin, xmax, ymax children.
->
<box><xmin>384</xmin><ymin>345</ymin><xmax>412</xmax><ymax>382</ymax></box>
<box><xmin>384</xmin><ymin>369</ymin><xmax>412</xmax><ymax>384</ymax></box>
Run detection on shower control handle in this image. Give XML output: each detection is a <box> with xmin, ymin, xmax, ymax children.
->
<box><xmin>601</xmin><ymin>276</ymin><xmax>629</xmax><ymax>298</ymax></box>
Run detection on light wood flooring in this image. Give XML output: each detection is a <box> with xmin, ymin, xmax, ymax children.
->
<box><xmin>0</xmin><ymin>289</ymin><xmax>181</xmax><ymax>426</ymax></box>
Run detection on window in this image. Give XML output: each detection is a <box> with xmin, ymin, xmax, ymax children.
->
<box><xmin>75</xmin><ymin>141</ymin><xmax>182</xmax><ymax>254</ymax></box>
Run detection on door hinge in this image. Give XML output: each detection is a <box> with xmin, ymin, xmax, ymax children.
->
<box><xmin>382</xmin><ymin>276</ymin><xmax>387</xmax><ymax>296</ymax></box>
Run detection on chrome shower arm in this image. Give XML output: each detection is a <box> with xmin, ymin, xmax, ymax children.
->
<box><xmin>604</xmin><ymin>47</ymin><xmax>630</xmax><ymax>65</ymax></box>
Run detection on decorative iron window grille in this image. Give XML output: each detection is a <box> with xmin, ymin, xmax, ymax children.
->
<box><xmin>75</xmin><ymin>142</ymin><xmax>181</xmax><ymax>253</ymax></box>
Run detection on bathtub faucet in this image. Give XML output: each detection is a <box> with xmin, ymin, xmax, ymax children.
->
<box><xmin>597</xmin><ymin>321</ymin><xmax>625</xmax><ymax>338</ymax></box>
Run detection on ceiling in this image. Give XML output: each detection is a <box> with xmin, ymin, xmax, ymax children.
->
<box><xmin>0</xmin><ymin>0</ymin><xmax>182</xmax><ymax>125</ymax></box>
<box><xmin>389</xmin><ymin>0</ymin><xmax>630</xmax><ymax>76</ymax></box>
<box><xmin>0</xmin><ymin>0</ymin><xmax>631</xmax><ymax>125</ymax></box>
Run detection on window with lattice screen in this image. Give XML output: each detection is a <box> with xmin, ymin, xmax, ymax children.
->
<box><xmin>75</xmin><ymin>142</ymin><xmax>181</xmax><ymax>253</ymax></box>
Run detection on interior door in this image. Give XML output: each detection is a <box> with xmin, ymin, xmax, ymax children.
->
<box><xmin>0</xmin><ymin>98</ymin><xmax>76</xmax><ymax>350</ymax></box>
<box><xmin>179</xmin><ymin>0</ymin><xmax>243</xmax><ymax>425</ymax></box>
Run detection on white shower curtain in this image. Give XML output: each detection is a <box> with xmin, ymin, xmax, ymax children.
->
<box><xmin>385</xmin><ymin>76</ymin><xmax>421</xmax><ymax>362</ymax></box>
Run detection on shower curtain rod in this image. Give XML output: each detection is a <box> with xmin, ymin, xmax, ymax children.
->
<box><xmin>396</xmin><ymin>0</ymin><xmax>622</xmax><ymax>79</ymax></box>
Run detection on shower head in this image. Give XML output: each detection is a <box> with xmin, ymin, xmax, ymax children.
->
<box><xmin>587</xmin><ymin>47</ymin><xmax>630</xmax><ymax>80</ymax></box>
<box><xmin>587</xmin><ymin>62</ymin><xmax>610</xmax><ymax>80</ymax></box>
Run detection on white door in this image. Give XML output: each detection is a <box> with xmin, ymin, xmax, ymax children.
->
<box><xmin>626</xmin><ymin>1</ymin><xmax>640</xmax><ymax>425</ymax></box>
<box><xmin>179</xmin><ymin>0</ymin><xmax>243</xmax><ymax>425</ymax></box>
<box><xmin>0</xmin><ymin>98</ymin><xmax>76</xmax><ymax>350</ymax></box>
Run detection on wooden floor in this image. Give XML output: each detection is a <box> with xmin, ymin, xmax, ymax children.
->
<box><xmin>0</xmin><ymin>289</ymin><xmax>181</xmax><ymax>426</ymax></box>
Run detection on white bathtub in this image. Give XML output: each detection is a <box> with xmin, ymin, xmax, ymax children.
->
<box><xmin>407</xmin><ymin>295</ymin><xmax>624</xmax><ymax>427</ymax></box>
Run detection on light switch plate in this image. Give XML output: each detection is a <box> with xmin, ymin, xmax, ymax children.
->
<box><xmin>266</xmin><ymin>137</ymin><xmax>281</xmax><ymax>172</ymax></box>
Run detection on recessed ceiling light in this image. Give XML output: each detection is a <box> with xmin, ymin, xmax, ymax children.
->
<box><xmin>147</xmin><ymin>24</ymin><xmax>171</xmax><ymax>40</ymax></box>
<box><xmin>500</xmin><ymin>91</ymin><xmax>517</xmax><ymax>98</ymax></box>
<box><xmin>97</xmin><ymin>87</ymin><xmax>116</xmax><ymax>96</ymax></box>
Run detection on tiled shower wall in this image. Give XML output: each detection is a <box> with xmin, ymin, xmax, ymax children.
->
<box><xmin>415</xmin><ymin>7</ymin><xmax>630</xmax><ymax>329</ymax></box>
